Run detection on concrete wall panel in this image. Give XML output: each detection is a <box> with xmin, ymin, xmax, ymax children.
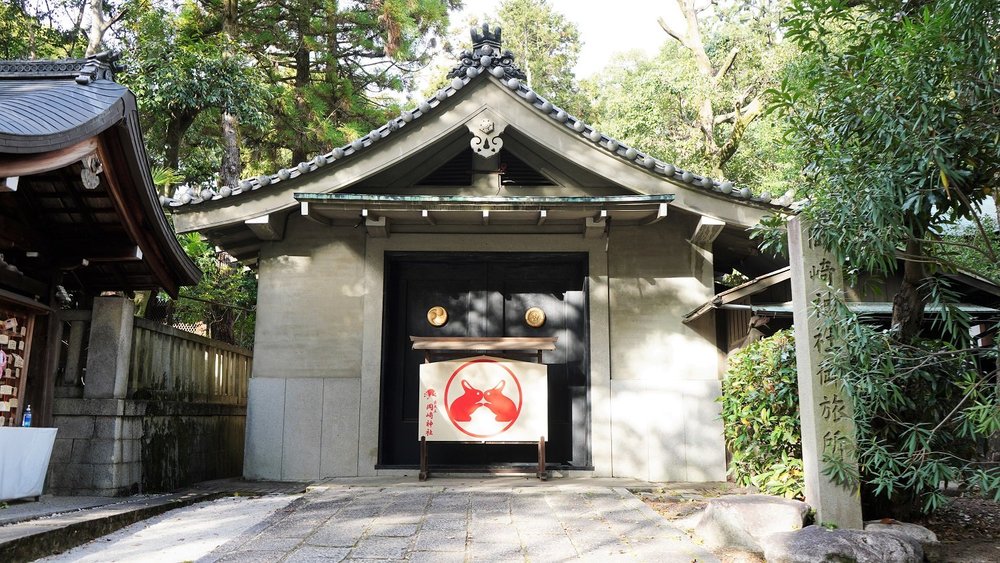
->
<box><xmin>320</xmin><ymin>378</ymin><xmax>361</xmax><ymax>477</ymax></box>
<box><xmin>244</xmin><ymin>377</ymin><xmax>285</xmax><ymax>480</ymax></box>
<box><xmin>680</xmin><ymin>379</ymin><xmax>727</xmax><ymax>481</ymax></box>
<box><xmin>280</xmin><ymin>378</ymin><xmax>325</xmax><ymax>480</ymax></box>
<box><xmin>610</xmin><ymin>379</ymin><xmax>725</xmax><ymax>482</ymax></box>
<box><xmin>254</xmin><ymin>219</ymin><xmax>366</xmax><ymax>379</ymax></box>
<box><xmin>608</xmin><ymin>220</ymin><xmax>717</xmax><ymax>383</ymax></box>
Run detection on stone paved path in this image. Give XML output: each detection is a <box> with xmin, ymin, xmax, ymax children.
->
<box><xmin>200</xmin><ymin>483</ymin><xmax>718</xmax><ymax>562</ymax></box>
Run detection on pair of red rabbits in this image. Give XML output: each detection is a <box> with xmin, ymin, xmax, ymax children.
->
<box><xmin>449</xmin><ymin>380</ymin><xmax>518</xmax><ymax>422</ymax></box>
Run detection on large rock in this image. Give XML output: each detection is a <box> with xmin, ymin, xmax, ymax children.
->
<box><xmin>693</xmin><ymin>494</ymin><xmax>810</xmax><ymax>552</ymax></box>
<box><xmin>761</xmin><ymin>524</ymin><xmax>924</xmax><ymax>563</ymax></box>
<box><xmin>864</xmin><ymin>519</ymin><xmax>939</xmax><ymax>545</ymax></box>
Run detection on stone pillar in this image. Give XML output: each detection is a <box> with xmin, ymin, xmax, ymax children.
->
<box><xmin>788</xmin><ymin>217</ymin><xmax>863</xmax><ymax>529</ymax></box>
<box><xmin>84</xmin><ymin>296</ymin><xmax>134</xmax><ymax>399</ymax></box>
<box><xmin>49</xmin><ymin>296</ymin><xmax>141</xmax><ymax>496</ymax></box>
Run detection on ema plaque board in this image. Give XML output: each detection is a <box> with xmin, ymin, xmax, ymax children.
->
<box><xmin>419</xmin><ymin>356</ymin><xmax>548</xmax><ymax>442</ymax></box>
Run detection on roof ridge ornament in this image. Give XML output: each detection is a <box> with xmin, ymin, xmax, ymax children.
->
<box><xmin>447</xmin><ymin>23</ymin><xmax>526</xmax><ymax>82</ymax></box>
<box><xmin>75</xmin><ymin>51</ymin><xmax>120</xmax><ymax>85</ymax></box>
<box><xmin>0</xmin><ymin>51</ymin><xmax>120</xmax><ymax>82</ymax></box>
<box><xmin>471</xmin><ymin>23</ymin><xmax>502</xmax><ymax>51</ymax></box>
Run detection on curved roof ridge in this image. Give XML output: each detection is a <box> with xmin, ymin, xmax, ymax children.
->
<box><xmin>165</xmin><ymin>35</ymin><xmax>792</xmax><ymax>210</ymax></box>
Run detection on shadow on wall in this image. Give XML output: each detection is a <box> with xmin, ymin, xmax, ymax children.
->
<box><xmin>142</xmin><ymin>403</ymin><xmax>246</xmax><ymax>492</ymax></box>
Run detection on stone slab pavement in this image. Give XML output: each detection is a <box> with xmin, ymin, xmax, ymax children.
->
<box><xmin>0</xmin><ymin>478</ymin><xmax>308</xmax><ymax>561</ymax></box>
<box><xmin>201</xmin><ymin>481</ymin><xmax>719</xmax><ymax>562</ymax></box>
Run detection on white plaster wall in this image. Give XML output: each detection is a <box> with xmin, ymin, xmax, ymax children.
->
<box><xmin>253</xmin><ymin>218</ymin><xmax>367</xmax><ymax>379</ymax></box>
<box><xmin>607</xmin><ymin>218</ymin><xmax>727</xmax><ymax>481</ymax></box>
<box><xmin>244</xmin><ymin>217</ymin><xmax>366</xmax><ymax>480</ymax></box>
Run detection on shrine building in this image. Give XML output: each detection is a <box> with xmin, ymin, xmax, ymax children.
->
<box><xmin>168</xmin><ymin>26</ymin><xmax>792</xmax><ymax>481</ymax></box>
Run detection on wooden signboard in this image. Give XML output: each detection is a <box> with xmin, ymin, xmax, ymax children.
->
<box><xmin>417</xmin><ymin>354</ymin><xmax>550</xmax><ymax>480</ymax></box>
<box><xmin>418</xmin><ymin>355</ymin><xmax>548</xmax><ymax>443</ymax></box>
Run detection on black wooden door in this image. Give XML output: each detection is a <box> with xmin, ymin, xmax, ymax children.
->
<box><xmin>379</xmin><ymin>253</ymin><xmax>590</xmax><ymax>468</ymax></box>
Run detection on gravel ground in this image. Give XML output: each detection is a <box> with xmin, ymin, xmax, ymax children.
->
<box><xmin>920</xmin><ymin>496</ymin><xmax>1000</xmax><ymax>563</ymax></box>
<box><xmin>38</xmin><ymin>494</ymin><xmax>299</xmax><ymax>563</ymax></box>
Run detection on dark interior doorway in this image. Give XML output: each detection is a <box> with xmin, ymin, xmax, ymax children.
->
<box><xmin>378</xmin><ymin>252</ymin><xmax>591</xmax><ymax>469</ymax></box>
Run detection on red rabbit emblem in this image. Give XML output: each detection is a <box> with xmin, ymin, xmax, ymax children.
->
<box><xmin>483</xmin><ymin>380</ymin><xmax>518</xmax><ymax>422</ymax></box>
<box><xmin>448</xmin><ymin>380</ymin><xmax>483</xmax><ymax>422</ymax></box>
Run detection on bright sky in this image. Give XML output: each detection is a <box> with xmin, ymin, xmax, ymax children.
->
<box><xmin>453</xmin><ymin>0</ymin><xmax>681</xmax><ymax>78</ymax></box>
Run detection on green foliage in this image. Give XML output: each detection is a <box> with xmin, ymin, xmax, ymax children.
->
<box><xmin>770</xmin><ymin>0</ymin><xmax>1000</xmax><ymax>279</ymax></box>
<box><xmin>582</xmin><ymin>2</ymin><xmax>801</xmax><ymax>190</ymax></box>
<box><xmin>931</xmin><ymin>215</ymin><xmax>1000</xmax><ymax>285</ymax></box>
<box><xmin>150</xmin><ymin>166</ymin><xmax>184</xmax><ymax>196</ymax></box>
<box><xmin>118</xmin><ymin>1</ymin><xmax>273</xmax><ymax>180</ymax></box>
<box><xmin>721</xmin><ymin>330</ymin><xmax>805</xmax><ymax>499</ymax></box>
<box><xmin>817</xmin><ymin>303</ymin><xmax>1000</xmax><ymax>514</ymax></box>
<box><xmin>239</xmin><ymin>0</ymin><xmax>457</xmax><ymax>163</ymax></box>
<box><xmin>758</xmin><ymin>0</ymin><xmax>1000</xmax><ymax>516</ymax></box>
<box><xmin>0</xmin><ymin>2</ymin><xmax>72</xmax><ymax>59</ymax></box>
<box><xmin>110</xmin><ymin>0</ymin><xmax>456</xmax><ymax>182</ymax></box>
<box><xmin>172</xmin><ymin>233</ymin><xmax>257</xmax><ymax>348</ymax></box>
<box><xmin>497</xmin><ymin>0</ymin><xmax>584</xmax><ymax>113</ymax></box>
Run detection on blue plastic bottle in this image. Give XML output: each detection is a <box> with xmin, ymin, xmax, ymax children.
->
<box><xmin>22</xmin><ymin>404</ymin><xmax>31</xmax><ymax>427</ymax></box>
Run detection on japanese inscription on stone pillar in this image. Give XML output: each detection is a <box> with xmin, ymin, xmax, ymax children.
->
<box><xmin>787</xmin><ymin>216</ymin><xmax>863</xmax><ymax>529</ymax></box>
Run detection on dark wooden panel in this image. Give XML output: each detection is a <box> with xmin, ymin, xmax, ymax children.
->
<box><xmin>378</xmin><ymin>253</ymin><xmax>590</xmax><ymax>469</ymax></box>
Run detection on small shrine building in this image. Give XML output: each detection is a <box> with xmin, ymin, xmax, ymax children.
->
<box><xmin>169</xmin><ymin>26</ymin><xmax>791</xmax><ymax>481</ymax></box>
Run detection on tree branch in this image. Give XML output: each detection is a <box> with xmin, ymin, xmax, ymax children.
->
<box><xmin>717</xmin><ymin>96</ymin><xmax>764</xmax><ymax>167</ymax></box>
<box><xmin>714</xmin><ymin>47</ymin><xmax>739</xmax><ymax>82</ymax></box>
<box><xmin>656</xmin><ymin>16</ymin><xmax>688</xmax><ymax>47</ymax></box>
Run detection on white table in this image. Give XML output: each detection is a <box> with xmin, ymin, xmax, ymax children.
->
<box><xmin>0</xmin><ymin>427</ymin><xmax>58</xmax><ymax>501</ymax></box>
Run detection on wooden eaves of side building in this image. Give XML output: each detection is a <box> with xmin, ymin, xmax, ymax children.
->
<box><xmin>0</xmin><ymin>53</ymin><xmax>201</xmax><ymax>427</ymax></box>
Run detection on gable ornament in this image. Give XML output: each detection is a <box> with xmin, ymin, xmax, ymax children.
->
<box><xmin>471</xmin><ymin>118</ymin><xmax>502</xmax><ymax>157</ymax></box>
<box><xmin>466</xmin><ymin>111</ymin><xmax>508</xmax><ymax>158</ymax></box>
<box><xmin>80</xmin><ymin>154</ymin><xmax>103</xmax><ymax>190</ymax></box>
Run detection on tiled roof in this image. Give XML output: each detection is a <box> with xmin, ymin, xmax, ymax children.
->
<box><xmin>165</xmin><ymin>25</ymin><xmax>792</xmax><ymax>209</ymax></box>
<box><xmin>0</xmin><ymin>53</ymin><xmax>128</xmax><ymax>153</ymax></box>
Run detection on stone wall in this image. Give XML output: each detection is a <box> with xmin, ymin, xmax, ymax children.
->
<box><xmin>48</xmin><ymin>398</ymin><xmax>144</xmax><ymax>496</ymax></box>
<box><xmin>46</xmin><ymin>297</ymin><xmax>250</xmax><ymax>496</ymax></box>
<box><xmin>48</xmin><ymin>397</ymin><xmax>245</xmax><ymax>495</ymax></box>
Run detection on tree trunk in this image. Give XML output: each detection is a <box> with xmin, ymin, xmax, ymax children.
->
<box><xmin>891</xmin><ymin>237</ymin><xmax>926</xmax><ymax>341</ymax></box>
<box><xmin>292</xmin><ymin>35</ymin><xmax>311</xmax><ymax>164</ymax></box>
<box><xmin>658</xmin><ymin>1</ymin><xmax>765</xmax><ymax>178</ymax></box>
<box><xmin>164</xmin><ymin>113</ymin><xmax>196</xmax><ymax>171</ymax></box>
<box><xmin>209</xmin><ymin>305</ymin><xmax>236</xmax><ymax>345</ymax></box>
<box><xmin>993</xmin><ymin>190</ymin><xmax>1000</xmax><ymax>228</ymax></box>
<box><xmin>85</xmin><ymin>0</ymin><xmax>115</xmax><ymax>56</ymax></box>
<box><xmin>219</xmin><ymin>0</ymin><xmax>241</xmax><ymax>188</ymax></box>
<box><xmin>220</xmin><ymin>112</ymin><xmax>241</xmax><ymax>187</ymax></box>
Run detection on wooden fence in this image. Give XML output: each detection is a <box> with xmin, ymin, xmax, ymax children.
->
<box><xmin>58</xmin><ymin>310</ymin><xmax>251</xmax><ymax>404</ymax></box>
<box><xmin>129</xmin><ymin>318</ymin><xmax>251</xmax><ymax>404</ymax></box>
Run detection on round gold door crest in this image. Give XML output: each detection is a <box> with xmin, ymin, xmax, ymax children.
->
<box><xmin>427</xmin><ymin>306</ymin><xmax>448</xmax><ymax>327</ymax></box>
<box><xmin>524</xmin><ymin>307</ymin><xmax>546</xmax><ymax>328</ymax></box>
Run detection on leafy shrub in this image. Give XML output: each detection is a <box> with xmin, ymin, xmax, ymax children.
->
<box><xmin>822</xmin><ymin>316</ymin><xmax>1000</xmax><ymax>516</ymax></box>
<box><xmin>720</xmin><ymin>329</ymin><xmax>804</xmax><ymax>498</ymax></box>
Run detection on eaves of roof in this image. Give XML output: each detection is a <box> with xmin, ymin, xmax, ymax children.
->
<box><xmin>0</xmin><ymin>54</ymin><xmax>201</xmax><ymax>296</ymax></box>
<box><xmin>0</xmin><ymin>57</ymin><xmax>129</xmax><ymax>153</ymax></box>
<box><xmin>164</xmin><ymin>47</ymin><xmax>796</xmax><ymax>212</ymax></box>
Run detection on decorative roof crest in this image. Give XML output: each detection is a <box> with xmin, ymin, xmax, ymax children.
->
<box><xmin>447</xmin><ymin>23</ymin><xmax>526</xmax><ymax>82</ymax></box>
<box><xmin>471</xmin><ymin>23</ymin><xmax>502</xmax><ymax>51</ymax></box>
